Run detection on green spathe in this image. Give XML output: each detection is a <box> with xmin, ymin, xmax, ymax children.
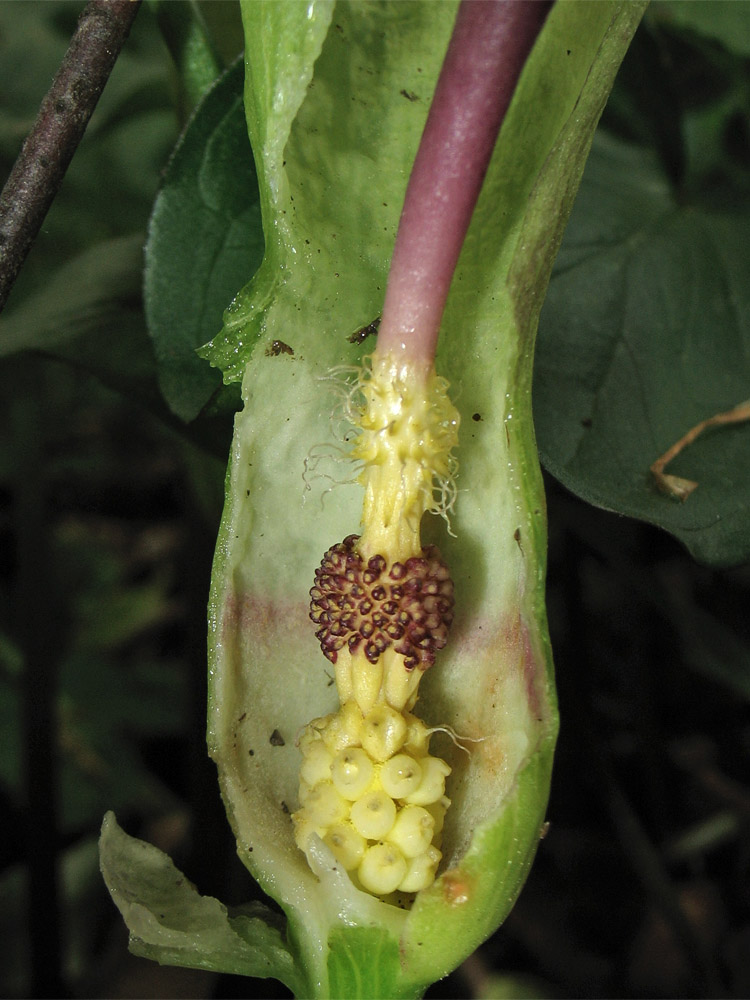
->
<box><xmin>101</xmin><ymin>2</ymin><xmax>646</xmax><ymax>997</ymax></box>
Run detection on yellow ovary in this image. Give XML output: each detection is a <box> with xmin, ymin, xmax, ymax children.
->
<box><xmin>387</xmin><ymin>805</ymin><xmax>435</xmax><ymax>857</ymax></box>
<box><xmin>380</xmin><ymin>754</ymin><xmax>423</xmax><ymax>798</ymax></box>
<box><xmin>350</xmin><ymin>790</ymin><xmax>397</xmax><ymax>840</ymax></box>
<box><xmin>360</xmin><ymin>703</ymin><xmax>408</xmax><ymax>761</ymax></box>
<box><xmin>359</xmin><ymin>842</ymin><xmax>408</xmax><ymax>896</ymax></box>
<box><xmin>331</xmin><ymin>748</ymin><xmax>375</xmax><ymax>800</ymax></box>
<box><xmin>324</xmin><ymin>823</ymin><xmax>366</xmax><ymax>870</ymax></box>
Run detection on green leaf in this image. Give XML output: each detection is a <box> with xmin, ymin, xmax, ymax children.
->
<box><xmin>640</xmin><ymin>566</ymin><xmax>750</xmax><ymax>702</ymax></box>
<box><xmin>145</xmin><ymin>58</ymin><xmax>264</xmax><ymax>421</ymax></box>
<box><xmin>1</xmin><ymin>837</ymin><xmax>103</xmax><ymax>994</ymax></box>
<box><xmin>477</xmin><ymin>972</ymin><xmax>555</xmax><ymax>1000</ymax></box>
<box><xmin>99</xmin><ymin>812</ymin><xmax>302</xmax><ymax>992</ymax></box>
<box><xmin>0</xmin><ymin>235</ymin><xmax>163</xmax><ymax>407</ymax></box>
<box><xmin>327</xmin><ymin>927</ymin><xmax>419</xmax><ymax>1000</ymax></box>
<box><xmin>0</xmin><ymin>656</ymin><xmax>21</xmax><ymax>804</ymax></box>
<box><xmin>149</xmin><ymin>0</ymin><xmax>224</xmax><ymax>115</ymax></box>
<box><xmin>74</xmin><ymin>575</ymin><xmax>173</xmax><ymax>651</ymax></box>
<box><xmin>202</xmin><ymin>1</ymin><xmax>644</xmax><ymax>996</ymax></box>
<box><xmin>534</xmin><ymin>131</ymin><xmax>750</xmax><ymax>567</ymax></box>
<box><xmin>0</xmin><ymin>654</ymin><xmax>185</xmax><ymax>834</ymax></box>
<box><xmin>0</xmin><ymin>2</ymin><xmax>177</xmax><ymax>306</ymax></box>
<box><xmin>652</xmin><ymin>0</ymin><xmax>750</xmax><ymax>58</ymax></box>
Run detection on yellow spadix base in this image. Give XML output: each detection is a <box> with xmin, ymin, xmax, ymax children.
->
<box><xmin>293</xmin><ymin>352</ymin><xmax>460</xmax><ymax>900</ymax></box>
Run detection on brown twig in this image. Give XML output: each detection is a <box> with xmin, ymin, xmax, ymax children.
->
<box><xmin>650</xmin><ymin>400</ymin><xmax>750</xmax><ymax>501</ymax></box>
<box><xmin>0</xmin><ymin>0</ymin><xmax>142</xmax><ymax>316</ymax></box>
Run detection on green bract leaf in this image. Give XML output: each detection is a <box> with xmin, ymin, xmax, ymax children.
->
<box><xmin>145</xmin><ymin>58</ymin><xmax>263</xmax><ymax>422</ymax></box>
<box><xmin>99</xmin><ymin>813</ymin><xmax>302</xmax><ymax>991</ymax></box>
<box><xmin>198</xmin><ymin>2</ymin><xmax>645</xmax><ymax>996</ymax></box>
<box><xmin>535</xmin><ymin>132</ymin><xmax>750</xmax><ymax>567</ymax></box>
<box><xmin>327</xmin><ymin>927</ymin><xmax>412</xmax><ymax>1000</ymax></box>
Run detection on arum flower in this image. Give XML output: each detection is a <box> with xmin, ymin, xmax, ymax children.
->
<box><xmin>100</xmin><ymin>2</ymin><xmax>646</xmax><ymax>997</ymax></box>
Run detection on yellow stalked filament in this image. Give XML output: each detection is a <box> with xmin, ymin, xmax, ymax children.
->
<box><xmin>293</xmin><ymin>352</ymin><xmax>459</xmax><ymax>900</ymax></box>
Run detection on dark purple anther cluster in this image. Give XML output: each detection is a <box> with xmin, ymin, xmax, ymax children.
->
<box><xmin>310</xmin><ymin>534</ymin><xmax>454</xmax><ymax>670</ymax></box>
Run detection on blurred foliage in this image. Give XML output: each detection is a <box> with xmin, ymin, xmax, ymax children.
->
<box><xmin>144</xmin><ymin>57</ymin><xmax>260</xmax><ymax>422</ymax></box>
<box><xmin>535</xmin><ymin>0</ymin><xmax>750</xmax><ymax>566</ymax></box>
<box><xmin>0</xmin><ymin>3</ymin><xmax>243</xmax><ymax>996</ymax></box>
<box><xmin>0</xmin><ymin>1</ymin><xmax>749</xmax><ymax>998</ymax></box>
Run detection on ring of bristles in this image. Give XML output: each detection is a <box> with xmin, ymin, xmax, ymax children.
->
<box><xmin>304</xmin><ymin>360</ymin><xmax>459</xmax><ymax>530</ymax></box>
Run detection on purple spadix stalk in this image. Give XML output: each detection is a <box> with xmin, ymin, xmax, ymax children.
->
<box><xmin>376</xmin><ymin>0</ymin><xmax>551</xmax><ymax>365</ymax></box>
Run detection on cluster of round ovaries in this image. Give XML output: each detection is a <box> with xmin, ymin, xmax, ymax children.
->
<box><xmin>310</xmin><ymin>534</ymin><xmax>454</xmax><ymax>671</ymax></box>
<box><xmin>292</xmin><ymin>700</ymin><xmax>450</xmax><ymax>897</ymax></box>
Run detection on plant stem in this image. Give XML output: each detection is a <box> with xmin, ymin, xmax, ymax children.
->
<box><xmin>650</xmin><ymin>399</ymin><xmax>750</xmax><ymax>501</ymax></box>
<box><xmin>0</xmin><ymin>0</ymin><xmax>141</xmax><ymax>316</ymax></box>
<box><xmin>376</xmin><ymin>0</ymin><xmax>551</xmax><ymax>366</ymax></box>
